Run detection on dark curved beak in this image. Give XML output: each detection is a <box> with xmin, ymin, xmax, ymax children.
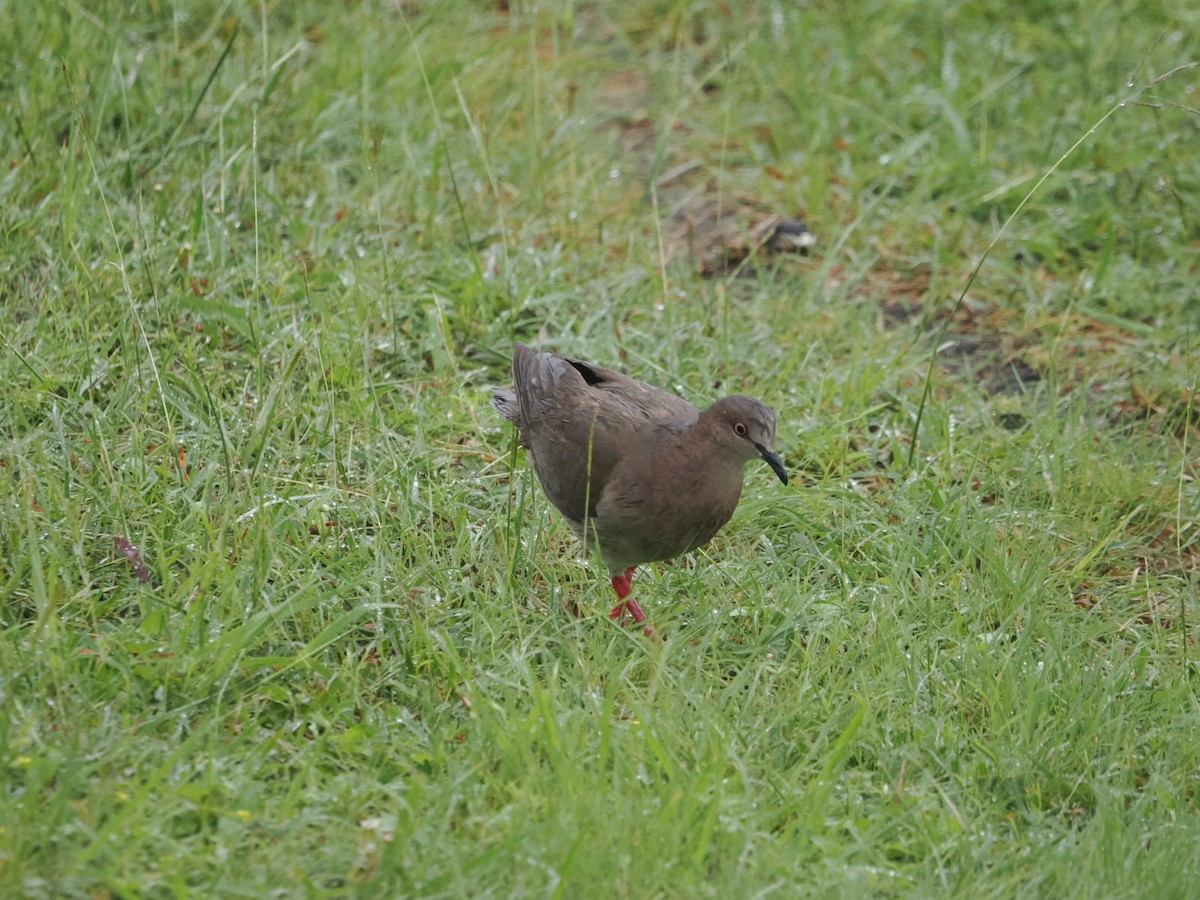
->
<box><xmin>756</xmin><ymin>444</ymin><xmax>788</xmax><ymax>485</ymax></box>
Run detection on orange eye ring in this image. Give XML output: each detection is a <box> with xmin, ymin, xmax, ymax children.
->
<box><xmin>733</xmin><ymin>422</ymin><xmax>748</xmax><ymax>436</ymax></box>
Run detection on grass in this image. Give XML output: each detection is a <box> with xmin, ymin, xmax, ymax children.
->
<box><xmin>2</xmin><ymin>0</ymin><xmax>1199</xmax><ymax>895</ymax></box>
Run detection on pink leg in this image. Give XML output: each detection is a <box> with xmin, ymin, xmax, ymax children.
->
<box><xmin>608</xmin><ymin>567</ymin><xmax>636</xmax><ymax>617</ymax></box>
<box><xmin>609</xmin><ymin>567</ymin><xmax>654</xmax><ymax>637</ymax></box>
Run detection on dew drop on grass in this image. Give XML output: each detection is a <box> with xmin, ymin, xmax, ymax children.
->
<box><xmin>771</xmin><ymin>6</ymin><xmax>785</xmax><ymax>35</ymax></box>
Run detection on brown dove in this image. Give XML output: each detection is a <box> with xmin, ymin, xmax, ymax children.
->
<box><xmin>494</xmin><ymin>343</ymin><xmax>787</xmax><ymax>633</ymax></box>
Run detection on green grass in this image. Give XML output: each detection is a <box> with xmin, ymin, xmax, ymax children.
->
<box><xmin>2</xmin><ymin>0</ymin><xmax>1199</xmax><ymax>896</ymax></box>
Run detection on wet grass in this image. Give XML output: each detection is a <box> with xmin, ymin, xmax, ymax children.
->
<box><xmin>2</xmin><ymin>0</ymin><xmax>1199</xmax><ymax>896</ymax></box>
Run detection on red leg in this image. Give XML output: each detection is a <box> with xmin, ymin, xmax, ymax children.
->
<box><xmin>609</xmin><ymin>567</ymin><xmax>655</xmax><ymax>638</ymax></box>
<box><xmin>609</xmin><ymin>566</ymin><xmax>636</xmax><ymax>617</ymax></box>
